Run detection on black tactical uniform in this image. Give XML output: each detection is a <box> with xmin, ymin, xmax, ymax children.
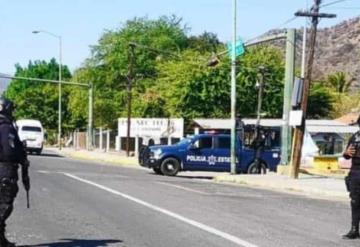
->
<box><xmin>343</xmin><ymin>115</ymin><xmax>360</xmax><ymax>239</ymax></box>
<box><xmin>0</xmin><ymin>99</ymin><xmax>29</xmax><ymax>247</ymax></box>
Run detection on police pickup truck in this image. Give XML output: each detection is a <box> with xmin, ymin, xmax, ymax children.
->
<box><xmin>139</xmin><ymin>132</ymin><xmax>280</xmax><ymax>176</ymax></box>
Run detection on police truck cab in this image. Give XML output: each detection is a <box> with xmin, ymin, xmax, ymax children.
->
<box><xmin>139</xmin><ymin>131</ymin><xmax>281</xmax><ymax>176</ymax></box>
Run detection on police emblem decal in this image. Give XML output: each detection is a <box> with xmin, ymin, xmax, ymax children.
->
<box><xmin>208</xmin><ymin>155</ymin><xmax>216</xmax><ymax>165</ymax></box>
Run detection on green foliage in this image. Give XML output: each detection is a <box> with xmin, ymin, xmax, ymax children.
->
<box><xmin>6</xmin><ymin>15</ymin><xmax>345</xmax><ymax>136</ymax></box>
<box><xmin>236</xmin><ymin>46</ymin><xmax>285</xmax><ymax>118</ymax></box>
<box><xmin>5</xmin><ymin>59</ymin><xmax>72</xmax><ymax>132</ymax></box>
<box><xmin>325</xmin><ymin>71</ymin><xmax>354</xmax><ymax>93</ymax></box>
<box><xmin>70</xmin><ymin>15</ymin><xmax>191</xmax><ymax>128</ymax></box>
<box><xmin>156</xmin><ymin>49</ymin><xmax>231</xmax><ymax>119</ymax></box>
<box><xmin>307</xmin><ymin>82</ymin><xmax>334</xmax><ymax>119</ymax></box>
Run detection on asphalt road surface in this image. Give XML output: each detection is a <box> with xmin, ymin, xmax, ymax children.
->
<box><xmin>6</xmin><ymin>150</ymin><xmax>359</xmax><ymax>247</ymax></box>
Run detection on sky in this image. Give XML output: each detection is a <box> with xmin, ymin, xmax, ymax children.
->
<box><xmin>0</xmin><ymin>0</ymin><xmax>359</xmax><ymax>75</ymax></box>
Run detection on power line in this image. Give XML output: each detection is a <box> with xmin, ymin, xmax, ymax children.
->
<box><xmin>321</xmin><ymin>0</ymin><xmax>349</xmax><ymax>8</ymax></box>
<box><xmin>325</xmin><ymin>6</ymin><xmax>360</xmax><ymax>9</ymax></box>
<box><xmin>244</xmin><ymin>16</ymin><xmax>298</xmax><ymax>44</ymax></box>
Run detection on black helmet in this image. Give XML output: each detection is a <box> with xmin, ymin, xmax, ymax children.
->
<box><xmin>0</xmin><ymin>98</ymin><xmax>14</xmax><ymax>117</ymax></box>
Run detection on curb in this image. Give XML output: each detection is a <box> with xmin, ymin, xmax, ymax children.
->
<box><xmin>54</xmin><ymin>149</ymin><xmax>140</xmax><ymax>168</ymax></box>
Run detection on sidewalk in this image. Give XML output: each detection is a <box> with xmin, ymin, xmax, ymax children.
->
<box><xmin>214</xmin><ymin>172</ymin><xmax>348</xmax><ymax>200</ymax></box>
<box><xmin>48</xmin><ymin>147</ymin><xmax>349</xmax><ymax>201</ymax></box>
<box><xmin>49</xmin><ymin>147</ymin><xmax>139</xmax><ymax>168</ymax></box>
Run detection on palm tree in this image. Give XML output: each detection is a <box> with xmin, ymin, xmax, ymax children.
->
<box><xmin>326</xmin><ymin>71</ymin><xmax>354</xmax><ymax>93</ymax></box>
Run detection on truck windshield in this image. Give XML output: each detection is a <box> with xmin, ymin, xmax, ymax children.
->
<box><xmin>175</xmin><ymin>138</ymin><xmax>191</xmax><ymax>146</ymax></box>
<box><xmin>22</xmin><ymin>126</ymin><xmax>42</xmax><ymax>132</ymax></box>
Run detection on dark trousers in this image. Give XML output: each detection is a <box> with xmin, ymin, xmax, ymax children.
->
<box><xmin>0</xmin><ymin>164</ymin><xmax>18</xmax><ymax>234</ymax></box>
<box><xmin>348</xmin><ymin>173</ymin><xmax>360</xmax><ymax>227</ymax></box>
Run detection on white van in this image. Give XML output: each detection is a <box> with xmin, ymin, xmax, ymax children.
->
<box><xmin>16</xmin><ymin>119</ymin><xmax>44</xmax><ymax>155</ymax></box>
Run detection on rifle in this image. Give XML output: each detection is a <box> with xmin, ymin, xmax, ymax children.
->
<box><xmin>21</xmin><ymin>141</ymin><xmax>30</xmax><ymax>208</ymax></box>
<box><xmin>21</xmin><ymin>160</ymin><xmax>30</xmax><ymax>208</ymax></box>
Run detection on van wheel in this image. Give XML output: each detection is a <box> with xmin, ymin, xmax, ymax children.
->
<box><xmin>247</xmin><ymin>162</ymin><xmax>267</xmax><ymax>174</ymax></box>
<box><xmin>153</xmin><ymin>167</ymin><xmax>163</xmax><ymax>175</ymax></box>
<box><xmin>160</xmin><ymin>158</ymin><xmax>180</xmax><ymax>176</ymax></box>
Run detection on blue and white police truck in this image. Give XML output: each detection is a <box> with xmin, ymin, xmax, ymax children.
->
<box><xmin>139</xmin><ymin>131</ymin><xmax>281</xmax><ymax>176</ymax></box>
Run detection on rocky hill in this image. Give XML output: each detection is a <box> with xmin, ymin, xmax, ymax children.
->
<box><xmin>267</xmin><ymin>16</ymin><xmax>360</xmax><ymax>89</ymax></box>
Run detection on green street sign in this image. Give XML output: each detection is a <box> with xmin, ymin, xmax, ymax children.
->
<box><xmin>227</xmin><ymin>39</ymin><xmax>245</xmax><ymax>57</ymax></box>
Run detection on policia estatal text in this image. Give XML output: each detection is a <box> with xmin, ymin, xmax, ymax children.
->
<box><xmin>343</xmin><ymin>115</ymin><xmax>360</xmax><ymax>239</ymax></box>
<box><xmin>0</xmin><ymin>98</ymin><xmax>30</xmax><ymax>247</ymax></box>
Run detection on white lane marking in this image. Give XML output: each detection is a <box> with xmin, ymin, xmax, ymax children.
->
<box><xmin>63</xmin><ymin>172</ymin><xmax>258</xmax><ymax>247</ymax></box>
<box><xmin>37</xmin><ymin>170</ymin><xmax>52</xmax><ymax>174</ymax></box>
<box><xmin>156</xmin><ymin>181</ymin><xmax>210</xmax><ymax>195</ymax></box>
<box><xmin>36</xmin><ymin>170</ymin><xmax>128</xmax><ymax>178</ymax></box>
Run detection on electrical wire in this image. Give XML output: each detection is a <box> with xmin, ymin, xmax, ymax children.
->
<box><xmin>320</xmin><ymin>0</ymin><xmax>349</xmax><ymax>8</ymax></box>
<box><xmin>244</xmin><ymin>16</ymin><xmax>298</xmax><ymax>44</ymax></box>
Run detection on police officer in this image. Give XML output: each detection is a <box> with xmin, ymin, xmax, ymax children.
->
<box><xmin>343</xmin><ymin>114</ymin><xmax>360</xmax><ymax>239</ymax></box>
<box><xmin>0</xmin><ymin>98</ymin><xmax>29</xmax><ymax>246</ymax></box>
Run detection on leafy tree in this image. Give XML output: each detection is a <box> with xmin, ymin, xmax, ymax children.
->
<box><xmin>70</xmin><ymin>15</ymin><xmax>190</xmax><ymax>128</ymax></box>
<box><xmin>307</xmin><ymin>82</ymin><xmax>334</xmax><ymax>119</ymax></box>
<box><xmin>156</xmin><ymin>49</ymin><xmax>230</xmax><ymax>120</ymax></box>
<box><xmin>187</xmin><ymin>32</ymin><xmax>221</xmax><ymax>53</ymax></box>
<box><xmin>5</xmin><ymin>59</ymin><xmax>72</xmax><ymax>132</ymax></box>
<box><xmin>236</xmin><ymin>46</ymin><xmax>285</xmax><ymax>118</ymax></box>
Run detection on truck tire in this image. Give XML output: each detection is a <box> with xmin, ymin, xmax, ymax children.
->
<box><xmin>247</xmin><ymin>162</ymin><xmax>267</xmax><ymax>174</ymax></box>
<box><xmin>153</xmin><ymin>167</ymin><xmax>163</xmax><ymax>175</ymax></box>
<box><xmin>160</xmin><ymin>157</ymin><xmax>180</xmax><ymax>176</ymax></box>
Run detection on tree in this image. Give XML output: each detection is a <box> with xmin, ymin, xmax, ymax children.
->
<box><xmin>236</xmin><ymin>46</ymin><xmax>285</xmax><ymax>118</ymax></box>
<box><xmin>325</xmin><ymin>71</ymin><xmax>354</xmax><ymax>93</ymax></box>
<box><xmin>187</xmin><ymin>32</ymin><xmax>221</xmax><ymax>53</ymax></box>
<box><xmin>156</xmin><ymin>49</ymin><xmax>230</xmax><ymax>120</ymax></box>
<box><xmin>5</xmin><ymin>59</ymin><xmax>72</xmax><ymax>135</ymax></box>
<box><xmin>307</xmin><ymin>82</ymin><xmax>334</xmax><ymax>119</ymax></box>
<box><xmin>70</xmin><ymin>15</ymin><xmax>189</xmax><ymax>128</ymax></box>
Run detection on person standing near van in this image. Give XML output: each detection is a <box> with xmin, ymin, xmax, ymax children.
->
<box><xmin>343</xmin><ymin>114</ymin><xmax>360</xmax><ymax>239</ymax></box>
<box><xmin>0</xmin><ymin>98</ymin><xmax>30</xmax><ymax>246</ymax></box>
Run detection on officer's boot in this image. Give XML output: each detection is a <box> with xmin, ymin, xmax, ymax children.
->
<box><xmin>342</xmin><ymin>225</ymin><xmax>360</xmax><ymax>239</ymax></box>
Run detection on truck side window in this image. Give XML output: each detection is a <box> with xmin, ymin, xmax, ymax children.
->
<box><xmin>194</xmin><ymin>137</ymin><xmax>212</xmax><ymax>149</ymax></box>
<box><xmin>217</xmin><ymin>137</ymin><xmax>230</xmax><ymax>149</ymax></box>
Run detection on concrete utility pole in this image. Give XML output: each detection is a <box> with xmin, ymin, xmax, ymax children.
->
<box><xmin>88</xmin><ymin>82</ymin><xmax>94</xmax><ymax>150</ymax></box>
<box><xmin>230</xmin><ymin>0</ymin><xmax>237</xmax><ymax>174</ymax></box>
<box><xmin>281</xmin><ymin>29</ymin><xmax>296</xmax><ymax>166</ymax></box>
<box><xmin>126</xmin><ymin>43</ymin><xmax>136</xmax><ymax>157</ymax></box>
<box><xmin>290</xmin><ymin>0</ymin><xmax>336</xmax><ymax>178</ymax></box>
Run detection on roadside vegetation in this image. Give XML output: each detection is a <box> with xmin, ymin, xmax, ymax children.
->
<box><xmin>5</xmin><ymin>15</ymin><xmax>359</xmax><ymax>142</ymax></box>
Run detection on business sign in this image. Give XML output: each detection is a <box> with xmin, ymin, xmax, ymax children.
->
<box><xmin>118</xmin><ymin>118</ymin><xmax>184</xmax><ymax>138</ymax></box>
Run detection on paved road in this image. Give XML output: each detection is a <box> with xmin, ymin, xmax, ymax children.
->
<box><xmin>6</xmin><ymin>150</ymin><xmax>359</xmax><ymax>247</ymax></box>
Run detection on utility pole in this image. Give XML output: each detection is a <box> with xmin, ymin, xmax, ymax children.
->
<box><xmin>230</xmin><ymin>0</ymin><xmax>237</xmax><ymax>174</ymax></box>
<box><xmin>126</xmin><ymin>43</ymin><xmax>136</xmax><ymax>157</ymax></box>
<box><xmin>281</xmin><ymin>29</ymin><xmax>296</xmax><ymax>166</ymax></box>
<box><xmin>290</xmin><ymin>0</ymin><xmax>336</xmax><ymax>178</ymax></box>
<box><xmin>88</xmin><ymin>82</ymin><xmax>94</xmax><ymax>150</ymax></box>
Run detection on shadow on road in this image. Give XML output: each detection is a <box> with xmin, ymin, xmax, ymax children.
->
<box><xmin>177</xmin><ymin>175</ymin><xmax>214</xmax><ymax>180</ymax></box>
<box><xmin>18</xmin><ymin>238</ymin><xmax>122</xmax><ymax>247</ymax></box>
<box><xmin>29</xmin><ymin>153</ymin><xmax>64</xmax><ymax>158</ymax></box>
<box><xmin>148</xmin><ymin>172</ymin><xmax>215</xmax><ymax>180</ymax></box>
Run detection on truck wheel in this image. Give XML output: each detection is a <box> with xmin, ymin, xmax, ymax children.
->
<box><xmin>247</xmin><ymin>162</ymin><xmax>267</xmax><ymax>174</ymax></box>
<box><xmin>160</xmin><ymin>158</ymin><xmax>180</xmax><ymax>176</ymax></box>
<box><xmin>153</xmin><ymin>167</ymin><xmax>163</xmax><ymax>175</ymax></box>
